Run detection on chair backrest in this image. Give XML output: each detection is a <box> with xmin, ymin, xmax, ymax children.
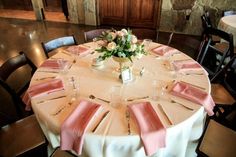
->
<box><xmin>131</xmin><ymin>28</ymin><xmax>159</xmax><ymax>41</ymax></box>
<box><xmin>0</xmin><ymin>52</ymin><xmax>37</xmax><ymax>119</ymax></box>
<box><xmin>211</xmin><ymin>55</ymin><xmax>236</xmax><ymax>98</ymax></box>
<box><xmin>84</xmin><ymin>29</ymin><xmax>109</xmax><ymax>42</ymax></box>
<box><xmin>196</xmin><ymin>27</ymin><xmax>234</xmax><ymax>79</ymax></box>
<box><xmin>167</xmin><ymin>32</ymin><xmax>174</xmax><ymax>46</ymax></box>
<box><xmin>42</xmin><ymin>35</ymin><xmax>77</xmax><ymax>58</ymax></box>
<box><xmin>223</xmin><ymin>10</ymin><xmax>236</xmax><ymax>16</ymax></box>
<box><xmin>201</xmin><ymin>11</ymin><xmax>212</xmax><ymax>29</ymax></box>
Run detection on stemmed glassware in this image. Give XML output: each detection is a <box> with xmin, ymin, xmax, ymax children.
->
<box><xmin>66</xmin><ymin>76</ymin><xmax>79</xmax><ymax>104</ymax></box>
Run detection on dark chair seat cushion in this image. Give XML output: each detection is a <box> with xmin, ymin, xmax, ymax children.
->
<box><xmin>0</xmin><ymin>115</ymin><xmax>47</xmax><ymax>157</ymax></box>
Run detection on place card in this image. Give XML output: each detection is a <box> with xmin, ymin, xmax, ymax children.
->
<box><xmin>121</xmin><ymin>67</ymin><xmax>133</xmax><ymax>83</ymax></box>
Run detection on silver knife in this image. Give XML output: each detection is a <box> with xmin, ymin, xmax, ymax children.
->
<box><xmin>92</xmin><ymin>111</ymin><xmax>110</xmax><ymax>132</ymax></box>
<box><xmin>158</xmin><ymin>104</ymin><xmax>173</xmax><ymax>125</ymax></box>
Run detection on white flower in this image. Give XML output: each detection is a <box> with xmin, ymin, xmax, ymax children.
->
<box><xmin>136</xmin><ymin>53</ymin><xmax>143</xmax><ymax>59</ymax></box>
<box><xmin>129</xmin><ymin>44</ymin><xmax>137</xmax><ymax>51</ymax></box>
<box><xmin>131</xmin><ymin>35</ymin><xmax>138</xmax><ymax>44</ymax></box>
<box><xmin>121</xmin><ymin>29</ymin><xmax>128</xmax><ymax>35</ymax></box>
<box><xmin>107</xmin><ymin>42</ymin><xmax>116</xmax><ymax>51</ymax></box>
<box><xmin>118</xmin><ymin>51</ymin><xmax>126</xmax><ymax>57</ymax></box>
<box><xmin>109</xmin><ymin>32</ymin><xmax>117</xmax><ymax>40</ymax></box>
<box><xmin>117</xmin><ymin>31</ymin><xmax>124</xmax><ymax>37</ymax></box>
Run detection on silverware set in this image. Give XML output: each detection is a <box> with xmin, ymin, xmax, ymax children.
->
<box><xmin>126</xmin><ymin>109</ymin><xmax>131</xmax><ymax>135</ymax></box>
<box><xmin>170</xmin><ymin>99</ymin><xmax>194</xmax><ymax>111</ymax></box>
<box><xmin>89</xmin><ymin>94</ymin><xmax>110</xmax><ymax>103</ymax></box>
<box><xmin>126</xmin><ymin>96</ymin><xmax>149</xmax><ymax>102</ymax></box>
<box><xmin>92</xmin><ymin>111</ymin><xmax>110</xmax><ymax>133</ymax></box>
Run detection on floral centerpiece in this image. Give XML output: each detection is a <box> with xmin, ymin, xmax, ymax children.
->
<box><xmin>95</xmin><ymin>28</ymin><xmax>146</xmax><ymax>62</ymax></box>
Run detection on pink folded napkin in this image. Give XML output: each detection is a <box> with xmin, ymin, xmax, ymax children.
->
<box><xmin>66</xmin><ymin>45</ymin><xmax>90</xmax><ymax>55</ymax></box>
<box><xmin>152</xmin><ymin>45</ymin><xmax>178</xmax><ymax>56</ymax></box>
<box><xmin>172</xmin><ymin>60</ymin><xmax>201</xmax><ymax>71</ymax></box>
<box><xmin>60</xmin><ymin>100</ymin><xmax>101</xmax><ymax>155</ymax></box>
<box><xmin>170</xmin><ymin>82</ymin><xmax>215</xmax><ymax>116</ymax></box>
<box><xmin>40</xmin><ymin>59</ymin><xmax>68</xmax><ymax>69</ymax></box>
<box><xmin>128</xmin><ymin>102</ymin><xmax>166</xmax><ymax>156</ymax></box>
<box><xmin>22</xmin><ymin>79</ymin><xmax>64</xmax><ymax>110</ymax></box>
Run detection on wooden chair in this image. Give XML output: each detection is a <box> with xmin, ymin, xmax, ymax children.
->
<box><xmin>166</xmin><ymin>32</ymin><xmax>201</xmax><ymax>58</ymax></box>
<box><xmin>50</xmin><ymin>147</ymin><xmax>76</xmax><ymax>157</ymax></box>
<box><xmin>196</xmin><ymin>97</ymin><xmax>236</xmax><ymax>157</ymax></box>
<box><xmin>84</xmin><ymin>29</ymin><xmax>109</xmax><ymax>42</ymax></box>
<box><xmin>42</xmin><ymin>35</ymin><xmax>77</xmax><ymax>58</ymax></box>
<box><xmin>201</xmin><ymin>11</ymin><xmax>220</xmax><ymax>44</ymax></box>
<box><xmin>0</xmin><ymin>52</ymin><xmax>37</xmax><ymax>119</ymax></box>
<box><xmin>196</xmin><ymin>119</ymin><xmax>236</xmax><ymax>157</ymax></box>
<box><xmin>210</xmin><ymin>55</ymin><xmax>236</xmax><ymax>116</ymax></box>
<box><xmin>0</xmin><ymin>114</ymin><xmax>48</xmax><ymax>157</ymax></box>
<box><xmin>196</xmin><ymin>27</ymin><xmax>234</xmax><ymax>79</ymax></box>
<box><xmin>201</xmin><ymin>11</ymin><xmax>212</xmax><ymax>28</ymax></box>
<box><xmin>131</xmin><ymin>28</ymin><xmax>159</xmax><ymax>41</ymax></box>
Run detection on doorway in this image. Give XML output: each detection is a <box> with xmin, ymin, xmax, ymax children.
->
<box><xmin>42</xmin><ymin>0</ymin><xmax>69</xmax><ymax>22</ymax></box>
<box><xmin>98</xmin><ymin>0</ymin><xmax>162</xmax><ymax>29</ymax></box>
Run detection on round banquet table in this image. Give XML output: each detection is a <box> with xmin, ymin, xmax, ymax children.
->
<box><xmin>30</xmin><ymin>41</ymin><xmax>210</xmax><ymax>157</ymax></box>
<box><xmin>218</xmin><ymin>14</ymin><xmax>236</xmax><ymax>46</ymax></box>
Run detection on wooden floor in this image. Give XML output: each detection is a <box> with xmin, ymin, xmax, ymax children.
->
<box><xmin>0</xmin><ymin>9</ymin><xmax>68</xmax><ymax>23</ymax></box>
<box><xmin>0</xmin><ymin>14</ymin><xmax>202</xmax><ymax>126</ymax></box>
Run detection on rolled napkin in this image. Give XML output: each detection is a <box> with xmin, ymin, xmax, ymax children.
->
<box><xmin>170</xmin><ymin>81</ymin><xmax>215</xmax><ymax>116</ymax></box>
<box><xmin>66</xmin><ymin>45</ymin><xmax>90</xmax><ymax>55</ymax></box>
<box><xmin>152</xmin><ymin>45</ymin><xmax>178</xmax><ymax>56</ymax></box>
<box><xmin>60</xmin><ymin>100</ymin><xmax>101</xmax><ymax>155</ymax></box>
<box><xmin>39</xmin><ymin>59</ymin><xmax>68</xmax><ymax>69</ymax></box>
<box><xmin>172</xmin><ymin>60</ymin><xmax>202</xmax><ymax>71</ymax></box>
<box><xmin>22</xmin><ymin>79</ymin><xmax>64</xmax><ymax>110</ymax></box>
<box><xmin>128</xmin><ymin>102</ymin><xmax>166</xmax><ymax>156</ymax></box>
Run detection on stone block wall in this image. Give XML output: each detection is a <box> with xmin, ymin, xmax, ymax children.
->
<box><xmin>159</xmin><ymin>0</ymin><xmax>236</xmax><ymax>35</ymax></box>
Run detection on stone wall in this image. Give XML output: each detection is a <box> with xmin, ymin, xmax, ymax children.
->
<box><xmin>159</xmin><ymin>0</ymin><xmax>236</xmax><ymax>35</ymax></box>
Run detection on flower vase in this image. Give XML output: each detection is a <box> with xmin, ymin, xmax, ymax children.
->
<box><xmin>112</xmin><ymin>56</ymin><xmax>130</xmax><ymax>79</ymax></box>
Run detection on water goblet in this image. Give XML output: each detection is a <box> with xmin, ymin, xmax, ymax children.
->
<box><xmin>67</xmin><ymin>76</ymin><xmax>79</xmax><ymax>104</ymax></box>
<box><xmin>57</xmin><ymin>59</ymin><xmax>70</xmax><ymax>75</ymax></box>
<box><xmin>110</xmin><ymin>85</ymin><xmax>123</xmax><ymax>108</ymax></box>
<box><xmin>151</xmin><ymin>80</ymin><xmax>159</xmax><ymax>101</ymax></box>
<box><xmin>143</xmin><ymin>39</ymin><xmax>152</xmax><ymax>51</ymax></box>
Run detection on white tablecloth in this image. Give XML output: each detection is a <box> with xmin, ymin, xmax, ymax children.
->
<box><xmin>30</xmin><ymin>42</ymin><xmax>210</xmax><ymax>157</ymax></box>
<box><xmin>218</xmin><ymin>15</ymin><xmax>236</xmax><ymax>46</ymax></box>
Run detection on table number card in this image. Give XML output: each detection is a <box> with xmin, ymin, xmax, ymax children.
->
<box><xmin>121</xmin><ymin>67</ymin><xmax>133</xmax><ymax>83</ymax></box>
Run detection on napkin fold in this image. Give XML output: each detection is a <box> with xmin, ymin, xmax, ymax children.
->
<box><xmin>170</xmin><ymin>81</ymin><xmax>215</xmax><ymax>116</ymax></box>
<box><xmin>66</xmin><ymin>45</ymin><xmax>90</xmax><ymax>55</ymax></box>
<box><xmin>152</xmin><ymin>45</ymin><xmax>178</xmax><ymax>56</ymax></box>
<box><xmin>172</xmin><ymin>60</ymin><xmax>201</xmax><ymax>71</ymax></box>
<box><xmin>128</xmin><ymin>102</ymin><xmax>166</xmax><ymax>156</ymax></box>
<box><xmin>40</xmin><ymin>59</ymin><xmax>68</xmax><ymax>69</ymax></box>
<box><xmin>22</xmin><ymin>79</ymin><xmax>64</xmax><ymax>110</ymax></box>
<box><xmin>60</xmin><ymin>100</ymin><xmax>101</xmax><ymax>155</ymax></box>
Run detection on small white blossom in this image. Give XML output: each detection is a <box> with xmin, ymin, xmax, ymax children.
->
<box><xmin>109</xmin><ymin>32</ymin><xmax>117</xmax><ymax>40</ymax></box>
<box><xmin>131</xmin><ymin>35</ymin><xmax>138</xmax><ymax>44</ymax></box>
<box><xmin>118</xmin><ymin>51</ymin><xmax>126</xmax><ymax>57</ymax></box>
<box><xmin>117</xmin><ymin>31</ymin><xmax>124</xmax><ymax>37</ymax></box>
<box><xmin>129</xmin><ymin>44</ymin><xmax>137</xmax><ymax>51</ymax></box>
<box><xmin>107</xmin><ymin>42</ymin><xmax>116</xmax><ymax>51</ymax></box>
<box><xmin>121</xmin><ymin>29</ymin><xmax>128</xmax><ymax>35</ymax></box>
<box><xmin>136</xmin><ymin>53</ymin><xmax>143</xmax><ymax>59</ymax></box>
